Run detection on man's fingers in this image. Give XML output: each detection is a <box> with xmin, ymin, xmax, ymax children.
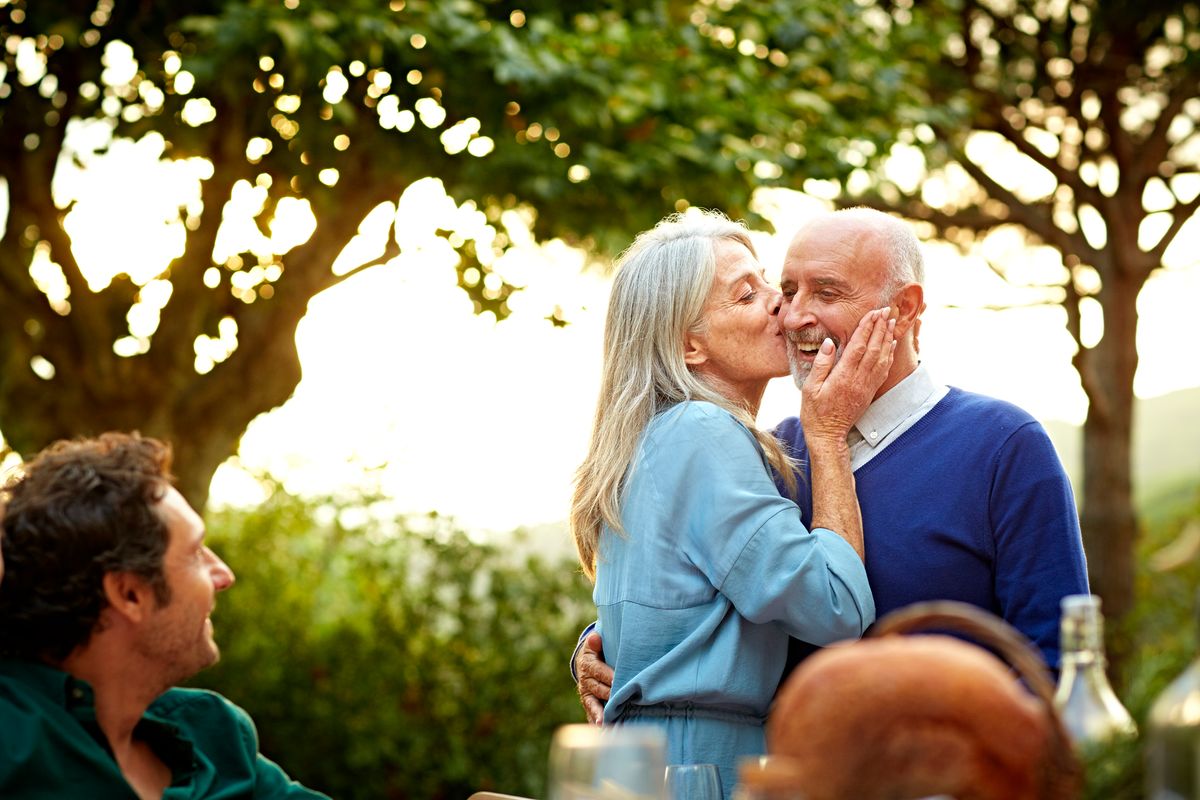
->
<box><xmin>583</xmin><ymin>631</ymin><xmax>604</xmax><ymax>657</ymax></box>
<box><xmin>577</xmin><ymin>671</ymin><xmax>607</xmax><ymax>725</ymax></box>
<box><xmin>578</xmin><ymin>646</ymin><xmax>614</xmax><ymax>690</ymax></box>
<box><xmin>579</xmin><ymin>675</ymin><xmax>611</xmax><ymax>702</ymax></box>
<box><xmin>575</xmin><ymin>630</ymin><xmax>612</xmax><ymax>725</ymax></box>
<box><xmin>582</xmin><ymin>694</ymin><xmax>606</xmax><ymax>726</ymax></box>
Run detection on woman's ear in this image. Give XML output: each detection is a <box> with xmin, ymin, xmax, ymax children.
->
<box><xmin>683</xmin><ymin>330</ymin><xmax>708</xmax><ymax>367</ymax></box>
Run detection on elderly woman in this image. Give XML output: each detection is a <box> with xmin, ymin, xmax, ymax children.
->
<box><xmin>570</xmin><ymin>210</ymin><xmax>894</xmax><ymax>795</ymax></box>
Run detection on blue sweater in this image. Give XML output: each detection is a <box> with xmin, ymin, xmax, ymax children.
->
<box><xmin>774</xmin><ymin>386</ymin><xmax>1089</xmax><ymax>671</ymax></box>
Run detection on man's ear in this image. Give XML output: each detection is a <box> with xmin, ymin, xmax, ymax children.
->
<box><xmin>683</xmin><ymin>330</ymin><xmax>708</xmax><ymax>368</ymax></box>
<box><xmin>890</xmin><ymin>283</ymin><xmax>924</xmax><ymax>341</ymax></box>
<box><xmin>102</xmin><ymin>572</ymin><xmax>157</xmax><ymax>625</ymax></box>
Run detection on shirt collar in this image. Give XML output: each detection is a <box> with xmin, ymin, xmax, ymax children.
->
<box><xmin>0</xmin><ymin>657</ymin><xmax>95</xmax><ymax>710</ymax></box>
<box><xmin>0</xmin><ymin>657</ymin><xmax>198</xmax><ymax>780</ymax></box>
<box><xmin>853</xmin><ymin>363</ymin><xmax>941</xmax><ymax>448</ymax></box>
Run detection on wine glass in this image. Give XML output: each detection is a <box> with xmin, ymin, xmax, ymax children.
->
<box><xmin>547</xmin><ymin>724</ymin><xmax>667</xmax><ymax>800</ymax></box>
<box><xmin>664</xmin><ymin>763</ymin><xmax>723</xmax><ymax>800</ymax></box>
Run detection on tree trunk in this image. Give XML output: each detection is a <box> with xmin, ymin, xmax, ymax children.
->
<box><xmin>1078</xmin><ymin>270</ymin><xmax>1141</xmax><ymax>676</ymax></box>
<box><xmin>0</xmin><ymin>298</ymin><xmax>304</xmax><ymax>514</ymax></box>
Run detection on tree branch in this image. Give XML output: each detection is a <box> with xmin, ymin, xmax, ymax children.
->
<box><xmin>152</xmin><ymin>98</ymin><xmax>247</xmax><ymax>374</ymax></box>
<box><xmin>942</xmin><ymin>295</ymin><xmax>1063</xmax><ymax>312</ymax></box>
<box><xmin>0</xmin><ymin>244</ymin><xmax>44</xmax><ymax>307</ymax></box>
<box><xmin>1137</xmin><ymin>71</ymin><xmax>1199</xmax><ymax>177</ymax></box>
<box><xmin>947</xmin><ymin>140</ymin><xmax>1107</xmax><ymax>267</ymax></box>
<box><xmin>841</xmin><ymin>194</ymin><xmax>1009</xmax><ymax>235</ymax></box>
<box><xmin>1095</xmin><ymin>82</ymin><xmax>1134</xmax><ymax>184</ymax></box>
<box><xmin>1149</xmin><ymin>192</ymin><xmax>1200</xmax><ymax>264</ymax></box>
<box><xmin>320</xmin><ymin>234</ymin><xmax>401</xmax><ymax>292</ymax></box>
<box><xmin>984</xmin><ymin>109</ymin><xmax>1105</xmax><ymax>208</ymax></box>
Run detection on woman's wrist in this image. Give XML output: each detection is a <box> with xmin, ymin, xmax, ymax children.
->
<box><xmin>804</xmin><ymin>433</ymin><xmax>852</xmax><ymax>461</ymax></box>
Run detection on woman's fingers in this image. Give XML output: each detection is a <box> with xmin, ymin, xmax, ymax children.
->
<box><xmin>805</xmin><ymin>337</ymin><xmax>837</xmax><ymax>391</ymax></box>
<box><xmin>801</xmin><ymin>306</ymin><xmax>897</xmax><ymax>439</ymax></box>
<box><xmin>880</xmin><ymin>320</ymin><xmax>897</xmax><ymax>372</ymax></box>
<box><xmin>867</xmin><ymin>317</ymin><xmax>897</xmax><ymax>380</ymax></box>
<box><xmin>837</xmin><ymin>307</ymin><xmax>887</xmax><ymax>370</ymax></box>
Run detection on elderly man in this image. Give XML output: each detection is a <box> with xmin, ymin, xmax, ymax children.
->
<box><xmin>574</xmin><ymin>207</ymin><xmax>1089</xmax><ymax>722</ymax></box>
<box><xmin>0</xmin><ymin>433</ymin><xmax>327</xmax><ymax>799</ymax></box>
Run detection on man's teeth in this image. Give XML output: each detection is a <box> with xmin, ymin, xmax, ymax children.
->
<box><xmin>793</xmin><ymin>342</ymin><xmax>820</xmax><ymax>353</ymax></box>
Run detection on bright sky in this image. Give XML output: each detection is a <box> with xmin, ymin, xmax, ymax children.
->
<box><xmin>7</xmin><ymin>129</ymin><xmax>1200</xmax><ymax>533</ymax></box>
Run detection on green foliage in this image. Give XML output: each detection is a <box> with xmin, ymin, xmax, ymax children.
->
<box><xmin>190</xmin><ymin>479</ymin><xmax>1200</xmax><ymax>799</ymax></box>
<box><xmin>190</xmin><ymin>482</ymin><xmax>594</xmax><ymax>799</ymax></box>
<box><xmin>1080</xmin><ymin>731</ymin><xmax>1144</xmax><ymax>800</ymax></box>
<box><xmin>0</xmin><ymin>0</ymin><xmax>949</xmax><ymax>501</ymax></box>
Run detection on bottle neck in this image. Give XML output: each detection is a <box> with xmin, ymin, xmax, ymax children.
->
<box><xmin>1058</xmin><ymin>606</ymin><xmax>1119</xmax><ymax>689</ymax></box>
<box><xmin>1054</xmin><ymin>597</ymin><xmax>1137</xmax><ymax>741</ymax></box>
<box><xmin>1057</xmin><ymin>608</ymin><xmax>1126</xmax><ymax>704</ymax></box>
<box><xmin>1060</xmin><ymin>607</ymin><xmax>1106</xmax><ymax>658</ymax></box>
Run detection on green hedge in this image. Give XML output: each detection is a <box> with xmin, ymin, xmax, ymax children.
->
<box><xmin>191</xmin><ymin>483</ymin><xmax>594</xmax><ymax>799</ymax></box>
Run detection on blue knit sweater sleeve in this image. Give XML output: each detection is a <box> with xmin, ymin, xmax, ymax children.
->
<box><xmin>987</xmin><ymin>418</ymin><xmax>1089</xmax><ymax>668</ymax></box>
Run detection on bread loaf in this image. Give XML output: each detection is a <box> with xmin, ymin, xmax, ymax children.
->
<box><xmin>767</xmin><ymin>635</ymin><xmax>1058</xmax><ymax>800</ymax></box>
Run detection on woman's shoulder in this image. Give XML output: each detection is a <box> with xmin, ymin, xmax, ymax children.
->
<box><xmin>656</xmin><ymin>399</ymin><xmax>737</xmax><ymax>424</ymax></box>
<box><xmin>649</xmin><ymin>400</ymin><xmax>751</xmax><ymax>445</ymax></box>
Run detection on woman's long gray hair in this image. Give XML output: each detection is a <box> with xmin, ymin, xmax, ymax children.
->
<box><xmin>570</xmin><ymin>210</ymin><xmax>797</xmax><ymax>581</ymax></box>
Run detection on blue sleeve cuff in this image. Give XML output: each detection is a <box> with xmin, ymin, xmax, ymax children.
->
<box><xmin>569</xmin><ymin>621</ymin><xmax>599</xmax><ymax>682</ymax></box>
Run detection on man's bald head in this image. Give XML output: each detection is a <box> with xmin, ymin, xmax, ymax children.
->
<box><xmin>793</xmin><ymin>208</ymin><xmax>924</xmax><ymax>306</ymax></box>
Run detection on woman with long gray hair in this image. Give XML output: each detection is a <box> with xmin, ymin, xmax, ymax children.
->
<box><xmin>570</xmin><ymin>209</ymin><xmax>894</xmax><ymax>795</ymax></box>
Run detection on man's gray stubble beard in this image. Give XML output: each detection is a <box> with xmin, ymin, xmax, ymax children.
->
<box><xmin>786</xmin><ymin>337</ymin><xmax>844</xmax><ymax>389</ymax></box>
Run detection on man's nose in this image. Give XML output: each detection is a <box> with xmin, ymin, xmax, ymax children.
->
<box><xmin>781</xmin><ymin>295</ymin><xmax>809</xmax><ymax>332</ymax></box>
<box><xmin>208</xmin><ymin>549</ymin><xmax>236</xmax><ymax>592</ymax></box>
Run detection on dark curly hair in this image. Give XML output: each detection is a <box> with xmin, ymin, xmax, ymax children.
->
<box><xmin>0</xmin><ymin>432</ymin><xmax>176</xmax><ymax>661</ymax></box>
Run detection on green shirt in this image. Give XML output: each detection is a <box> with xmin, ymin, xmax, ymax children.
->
<box><xmin>0</xmin><ymin>659</ymin><xmax>328</xmax><ymax>799</ymax></box>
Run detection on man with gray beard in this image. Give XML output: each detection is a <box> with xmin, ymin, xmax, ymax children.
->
<box><xmin>574</xmin><ymin>208</ymin><xmax>1088</xmax><ymax>724</ymax></box>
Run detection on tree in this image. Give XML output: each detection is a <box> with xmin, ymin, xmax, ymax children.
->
<box><xmin>841</xmin><ymin>0</ymin><xmax>1200</xmax><ymax>646</ymax></box>
<box><xmin>0</xmin><ymin>0</ymin><xmax>924</xmax><ymax>506</ymax></box>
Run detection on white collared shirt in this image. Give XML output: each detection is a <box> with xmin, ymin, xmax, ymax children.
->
<box><xmin>845</xmin><ymin>363</ymin><xmax>949</xmax><ymax>470</ymax></box>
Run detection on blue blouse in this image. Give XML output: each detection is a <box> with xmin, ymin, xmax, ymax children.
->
<box><xmin>594</xmin><ymin>401</ymin><xmax>874</xmax><ymax>793</ymax></box>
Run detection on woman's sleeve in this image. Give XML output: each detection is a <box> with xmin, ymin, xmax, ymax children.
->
<box><xmin>653</xmin><ymin>404</ymin><xmax>875</xmax><ymax>644</ymax></box>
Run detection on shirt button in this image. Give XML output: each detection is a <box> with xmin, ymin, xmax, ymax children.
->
<box><xmin>869</xmin><ymin>431</ymin><xmax>879</xmax><ymax>440</ymax></box>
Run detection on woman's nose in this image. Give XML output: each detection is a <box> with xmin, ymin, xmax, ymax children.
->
<box><xmin>768</xmin><ymin>289</ymin><xmax>783</xmax><ymax>316</ymax></box>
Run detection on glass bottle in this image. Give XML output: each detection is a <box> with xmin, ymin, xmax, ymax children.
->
<box><xmin>1053</xmin><ymin>594</ymin><xmax>1137</xmax><ymax>745</ymax></box>
<box><xmin>1145</xmin><ymin>591</ymin><xmax>1200</xmax><ymax>800</ymax></box>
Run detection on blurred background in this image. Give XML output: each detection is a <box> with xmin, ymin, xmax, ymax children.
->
<box><xmin>2</xmin><ymin>1</ymin><xmax>1198</xmax><ymax>797</ymax></box>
